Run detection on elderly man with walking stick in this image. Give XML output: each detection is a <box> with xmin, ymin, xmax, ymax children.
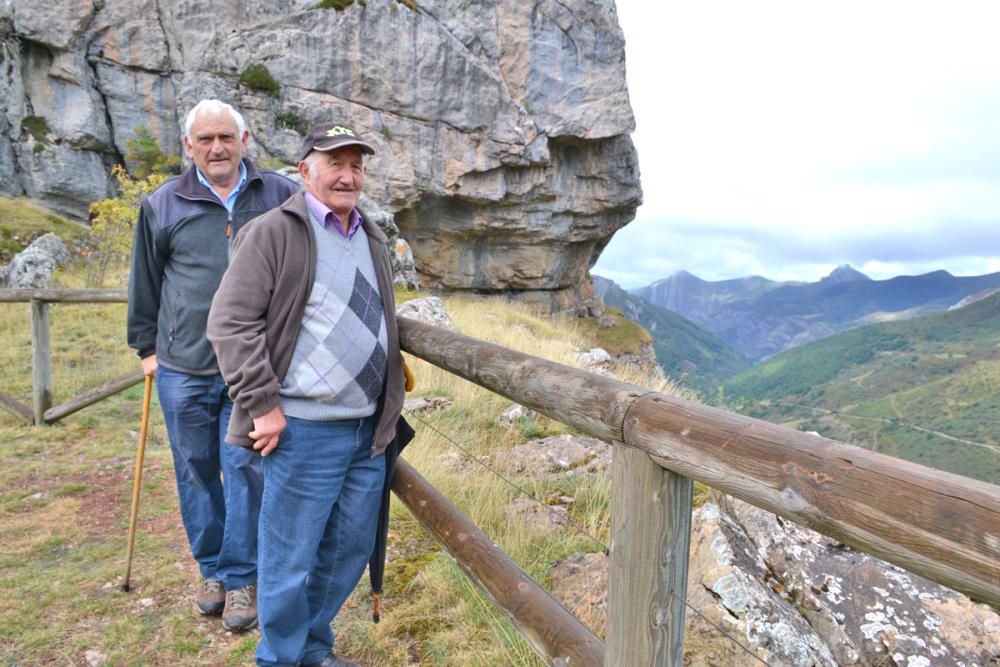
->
<box><xmin>126</xmin><ymin>99</ymin><xmax>297</xmax><ymax>631</ymax></box>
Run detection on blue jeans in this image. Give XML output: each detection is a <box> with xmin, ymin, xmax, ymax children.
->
<box><xmin>156</xmin><ymin>367</ymin><xmax>262</xmax><ymax>589</ymax></box>
<box><xmin>255</xmin><ymin>415</ymin><xmax>386</xmax><ymax>667</ymax></box>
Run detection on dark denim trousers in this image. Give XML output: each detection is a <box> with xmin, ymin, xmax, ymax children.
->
<box><xmin>255</xmin><ymin>415</ymin><xmax>386</xmax><ymax>667</ymax></box>
<box><xmin>156</xmin><ymin>367</ymin><xmax>262</xmax><ymax>589</ymax></box>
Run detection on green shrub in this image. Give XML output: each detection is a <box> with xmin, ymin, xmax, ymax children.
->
<box><xmin>239</xmin><ymin>64</ymin><xmax>281</xmax><ymax>97</ymax></box>
<box><xmin>315</xmin><ymin>0</ymin><xmax>354</xmax><ymax>8</ymax></box>
<box><xmin>275</xmin><ymin>111</ymin><xmax>309</xmax><ymax>135</ymax></box>
<box><xmin>124</xmin><ymin>126</ymin><xmax>181</xmax><ymax>178</ymax></box>
<box><xmin>22</xmin><ymin>115</ymin><xmax>50</xmax><ymax>145</ymax></box>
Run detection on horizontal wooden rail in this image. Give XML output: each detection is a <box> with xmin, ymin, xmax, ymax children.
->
<box><xmin>397</xmin><ymin>316</ymin><xmax>1000</xmax><ymax>607</ymax></box>
<box><xmin>0</xmin><ymin>288</ymin><xmax>132</xmax><ymax>424</ymax></box>
<box><xmin>0</xmin><ymin>288</ymin><xmax>127</xmax><ymax>303</ymax></box>
<box><xmin>43</xmin><ymin>370</ymin><xmax>145</xmax><ymax>423</ymax></box>
<box><xmin>392</xmin><ymin>458</ymin><xmax>605</xmax><ymax>666</ymax></box>
<box><xmin>0</xmin><ymin>389</ymin><xmax>33</xmax><ymax>424</ymax></box>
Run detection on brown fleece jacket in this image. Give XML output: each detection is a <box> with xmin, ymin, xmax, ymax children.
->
<box><xmin>206</xmin><ymin>190</ymin><xmax>405</xmax><ymax>455</ymax></box>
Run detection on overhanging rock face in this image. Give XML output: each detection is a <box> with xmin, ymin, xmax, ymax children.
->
<box><xmin>1</xmin><ymin>0</ymin><xmax>641</xmax><ymax>311</ymax></box>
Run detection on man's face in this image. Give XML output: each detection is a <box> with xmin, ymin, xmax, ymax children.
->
<box><xmin>300</xmin><ymin>146</ymin><xmax>366</xmax><ymax>220</ymax></box>
<box><xmin>183</xmin><ymin>110</ymin><xmax>248</xmax><ymax>189</ymax></box>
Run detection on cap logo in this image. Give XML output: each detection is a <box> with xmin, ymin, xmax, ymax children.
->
<box><xmin>326</xmin><ymin>126</ymin><xmax>355</xmax><ymax>137</ymax></box>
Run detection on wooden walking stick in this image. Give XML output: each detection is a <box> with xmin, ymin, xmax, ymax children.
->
<box><xmin>122</xmin><ymin>375</ymin><xmax>153</xmax><ymax>592</ymax></box>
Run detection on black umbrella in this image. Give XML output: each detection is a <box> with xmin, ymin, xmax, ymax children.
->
<box><xmin>369</xmin><ymin>414</ymin><xmax>415</xmax><ymax>622</ymax></box>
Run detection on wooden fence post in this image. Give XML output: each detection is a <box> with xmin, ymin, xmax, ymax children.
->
<box><xmin>608</xmin><ymin>445</ymin><xmax>693</xmax><ymax>666</ymax></box>
<box><xmin>30</xmin><ymin>298</ymin><xmax>52</xmax><ymax>426</ymax></box>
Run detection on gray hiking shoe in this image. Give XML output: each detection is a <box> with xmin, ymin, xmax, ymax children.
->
<box><xmin>222</xmin><ymin>583</ymin><xmax>258</xmax><ymax>631</ymax></box>
<box><xmin>195</xmin><ymin>578</ymin><xmax>225</xmax><ymax>615</ymax></box>
<box><xmin>302</xmin><ymin>653</ymin><xmax>359</xmax><ymax>667</ymax></box>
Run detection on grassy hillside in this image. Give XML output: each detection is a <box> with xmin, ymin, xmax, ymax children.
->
<box><xmin>0</xmin><ymin>196</ymin><xmax>87</xmax><ymax>260</ymax></box>
<box><xmin>723</xmin><ymin>293</ymin><xmax>1000</xmax><ymax>484</ymax></box>
<box><xmin>0</xmin><ymin>251</ymin><xmax>679</xmax><ymax>665</ymax></box>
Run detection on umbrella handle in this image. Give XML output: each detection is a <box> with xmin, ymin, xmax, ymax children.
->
<box><xmin>403</xmin><ymin>359</ymin><xmax>414</xmax><ymax>392</ymax></box>
<box><xmin>122</xmin><ymin>375</ymin><xmax>153</xmax><ymax>592</ymax></box>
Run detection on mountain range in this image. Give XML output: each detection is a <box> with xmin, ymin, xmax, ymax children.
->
<box><xmin>720</xmin><ymin>291</ymin><xmax>1000</xmax><ymax>484</ymax></box>
<box><xmin>635</xmin><ymin>265</ymin><xmax>1000</xmax><ymax>361</ymax></box>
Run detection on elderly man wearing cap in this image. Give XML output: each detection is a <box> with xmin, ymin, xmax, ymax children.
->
<box><xmin>207</xmin><ymin>123</ymin><xmax>405</xmax><ymax>667</ymax></box>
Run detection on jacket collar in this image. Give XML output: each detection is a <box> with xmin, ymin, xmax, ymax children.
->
<box><xmin>174</xmin><ymin>158</ymin><xmax>262</xmax><ymax>201</ymax></box>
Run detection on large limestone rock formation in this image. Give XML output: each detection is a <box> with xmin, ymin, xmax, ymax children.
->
<box><xmin>0</xmin><ymin>0</ymin><xmax>641</xmax><ymax>312</ymax></box>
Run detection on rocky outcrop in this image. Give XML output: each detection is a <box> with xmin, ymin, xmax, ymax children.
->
<box><xmin>547</xmin><ymin>497</ymin><xmax>1000</xmax><ymax>665</ymax></box>
<box><xmin>0</xmin><ymin>0</ymin><xmax>640</xmax><ymax>312</ymax></box>
<box><xmin>396</xmin><ymin>296</ymin><xmax>455</xmax><ymax>331</ymax></box>
<box><xmin>0</xmin><ymin>231</ymin><xmax>68</xmax><ymax>287</ymax></box>
<box><xmin>504</xmin><ymin>433</ymin><xmax>611</xmax><ymax>476</ymax></box>
<box><xmin>498</xmin><ymin>403</ymin><xmax>537</xmax><ymax>427</ymax></box>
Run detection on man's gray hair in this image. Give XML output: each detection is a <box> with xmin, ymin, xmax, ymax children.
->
<box><xmin>184</xmin><ymin>99</ymin><xmax>247</xmax><ymax>139</ymax></box>
<box><xmin>302</xmin><ymin>151</ymin><xmax>324</xmax><ymax>181</ymax></box>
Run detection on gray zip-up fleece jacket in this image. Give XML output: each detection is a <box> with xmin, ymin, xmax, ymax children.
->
<box><xmin>206</xmin><ymin>190</ymin><xmax>405</xmax><ymax>456</ymax></box>
<box><xmin>127</xmin><ymin>160</ymin><xmax>298</xmax><ymax>374</ymax></box>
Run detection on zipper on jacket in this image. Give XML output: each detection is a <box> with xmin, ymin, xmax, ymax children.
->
<box><xmin>226</xmin><ymin>214</ymin><xmax>234</xmax><ymax>262</ymax></box>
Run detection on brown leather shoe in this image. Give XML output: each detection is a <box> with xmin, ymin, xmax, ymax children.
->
<box><xmin>222</xmin><ymin>583</ymin><xmax>258</xmax><ymax>631</ymax></box>
<box><xmin>195</xmin><ymin>578</ymin><xmax>225</xmax><ymax>615</ymax></box>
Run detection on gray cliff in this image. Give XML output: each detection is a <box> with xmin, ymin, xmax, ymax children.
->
<box><xmin>0</xmin><ymin>0</ymin><xmax>641</xmax><ymax>312</ymax></box>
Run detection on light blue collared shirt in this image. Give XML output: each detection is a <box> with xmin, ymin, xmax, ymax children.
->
<box><xmin>196</xmin><ymin>161</ymin><xmax>248</xmax><ymax>214</ymax></box>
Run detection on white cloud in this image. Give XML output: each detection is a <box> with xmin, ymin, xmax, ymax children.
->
<box><xmin>595</xmin><ymin>0</ymin><xmax>1000</xmax><ymax>288</ymax></box>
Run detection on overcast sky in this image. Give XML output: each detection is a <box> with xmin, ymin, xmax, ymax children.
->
<box><xmin>593</xmin><ymin>0</ymin><xmax>1000</xmax><ymax>289</ymax></box>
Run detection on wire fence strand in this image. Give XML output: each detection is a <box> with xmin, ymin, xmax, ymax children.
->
<box><xmin>402</xmin><ymin>406</ymin><xmax>774</xmax><ymax>665</ymax></box>
<box><xmin>403</xmin><ymin>408</ymin><xmax>609</xmax><ymax>553</ymax></box>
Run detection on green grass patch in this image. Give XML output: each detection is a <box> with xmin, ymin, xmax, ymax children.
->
<box><xmin>0</xmin><ymin>196</ymin><xmax>86</xmax><ymax>260</ymax></box>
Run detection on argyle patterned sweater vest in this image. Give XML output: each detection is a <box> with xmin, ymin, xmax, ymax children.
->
<box><xmin>278</xmin><ymin>210</ymin><xmax>388</xmax><ymax>421</ymax></box>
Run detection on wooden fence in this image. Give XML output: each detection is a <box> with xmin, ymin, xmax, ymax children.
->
<box><xmin>394</xmin><ymin>316</ymin><xmax>1000</xmax><ymax>666</ymax></box>
<box><xmin>0</xmin><ymin>288</ymin><xmax>142</xmax><ymax>425</ymax></box>
<box><xmin>2</xmin><ymin>290</ymin><xmax>997</xmax><ymax>666</ymax></box>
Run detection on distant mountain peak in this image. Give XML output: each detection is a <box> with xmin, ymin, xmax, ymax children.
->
<box><xmin>821</xmin><ymin>264</ymin><xmax>871</xmax><ymax>284</ymax></box>
<box><xmin>669</xmin><ymin>269</ymin><xmax>702</xmax><ymax>281</ymax></box>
